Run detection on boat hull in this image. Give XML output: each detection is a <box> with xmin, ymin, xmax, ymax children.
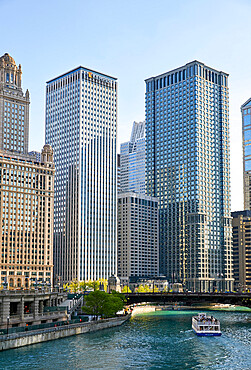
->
<box><xmin>193</xmin><ymin>329</ymin><xmax>222</xmax><ymax>336</ymax></box>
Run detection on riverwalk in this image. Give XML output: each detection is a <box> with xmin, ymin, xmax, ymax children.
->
<box><xmin>0</xmin><ymin>315</ymin><xmax>131</xmax><ymax>351</ymax></box>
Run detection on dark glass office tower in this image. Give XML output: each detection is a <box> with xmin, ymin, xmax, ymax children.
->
<box><xmin>145</xmin><ymin>61</ymin><xmax>233</xmax><ymax>292</ymax></box>
<box><xmin>241</xmin><ymin>98</ymin><xmax>251</xmax><ymax>210</ymax></box>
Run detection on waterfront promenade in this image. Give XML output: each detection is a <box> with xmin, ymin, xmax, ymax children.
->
<box><xmin>0</xmin><ymin>315</ymin><xmax>131</xmax><ymax>351</ymax></box>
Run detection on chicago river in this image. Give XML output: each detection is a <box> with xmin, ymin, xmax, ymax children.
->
<box><xmin>1</xmin><ymin>310</ymin><xmax>250</xmax><ymax>369</ymax></box>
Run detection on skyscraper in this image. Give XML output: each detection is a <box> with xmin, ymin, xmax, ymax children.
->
<box><xmin>0</xmin><ymin>53</ymin><xmax>55</xmax><ymax>288</ymax></box>
<box><xmin>241</xmin><ymin>98</ymin><xmax>251</xmax><ymax>210</ymax></box>
<box><xmin>45</xmin><ymin>67</ymin><xmax>117</xmax><ymax>283</ymax></box>
<box><xmin>117</xmin><ymin>192</ymin><xmax>159</xmax><ymax>278</ymax></box>
<box><xmin>145</xmin><ymin>61</ymin><xmax>233</xmax><ymax>292</ymax></box>
<box><xmin>120</xmin><ymin>121</ymin><xmax>145</xmax><ymax>194</ymax></box>
<box><xmin>0</xmin><ymin>53</ymin><xmax>29</xmax><ymax>153</ymax></box>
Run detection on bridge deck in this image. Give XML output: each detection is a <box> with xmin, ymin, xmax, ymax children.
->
<box><xmin>124</xmin><ymin>292</ymin><xmax>251</xmax><ymax>308</ymax></box>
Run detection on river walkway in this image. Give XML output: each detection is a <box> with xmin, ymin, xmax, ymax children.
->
<box><xmin>0</xmin><ymin>315</ymin><xmax>131</xmax><ymax>351</ymax></box>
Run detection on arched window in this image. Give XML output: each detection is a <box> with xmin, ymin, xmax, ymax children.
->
<box><xmin>25</xmin><ymin>278</ymin><xmax>29</xmax><ymax>288</ymax></box>
<box><xmin>10</xmin><ymin>278</ymin><xmax>14</xmax><ymax>288</ymax></box>
<box><xmin>11</xmin><ymin>73</ymin><xmax>14</xmax><ymax>82</ymax></box>
<box><xmin>17</xmin><ymin>278</ymin><xmax>21</xmax><ymax>288</ymax></box>
<box><xmin>6</xmin><ymin>73</ymin><xmax>9</xmax><ymax>82</ymax></box>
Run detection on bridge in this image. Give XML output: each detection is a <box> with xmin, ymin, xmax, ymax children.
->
<box><xmin>124</xmin><ymin>292</ymin><xmax>251</xmax><ymax>308</ymax></box>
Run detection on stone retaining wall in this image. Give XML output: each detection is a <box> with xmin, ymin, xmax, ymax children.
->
<box><xmin>0</xmin><ymin>315</ymin><xmax>130</xmax><ymax>351</ymax></box>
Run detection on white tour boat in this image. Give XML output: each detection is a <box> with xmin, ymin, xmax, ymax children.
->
<box><xmin>192</xmin><ymin>313</ymin><xmax>221</xmax><ymax>336</ymax></box>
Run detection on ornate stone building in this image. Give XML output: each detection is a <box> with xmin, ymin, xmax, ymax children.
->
<box><xmin>231</xmin><ymin>211</ymin><xmax>251</xmax><ymax>291</ymax></box>
<box><xmin>0</xmin><ymin>53</ymin><xmax>29</xmax><ymax>153</ymax></box>
<box><xmin>0</xmin><ymin>53</ymin><xmax>55</xmax><ymax>289</ymax></box>
<box><xmin>0</xmin><ymin>145</ymin><xmax>55</xmax><ymax>288</ymax></box>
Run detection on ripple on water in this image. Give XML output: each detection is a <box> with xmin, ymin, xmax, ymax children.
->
<box><xmin>0</xmin><ymin>311</ymin><xmax>250</xmax><ymax>370</ymax></box>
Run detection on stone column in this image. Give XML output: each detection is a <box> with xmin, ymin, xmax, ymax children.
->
<box><xmin>31</xmin><ymin>297</ymin><xmax>39</xmax><ymax>319</ymax></box>
<box><xmin>1</xmin><ymin>297</ymin><xmax>10</xmax><ymax>325</ymax></box>
<box><xmin>17</xmin><ymin>297</ymin><xmax>24</xmax><ymax>321</ymax></box>
<box><xmin>39</xmin><ymin>300</ymin><xmax>44</xmax><ymax>314</ymax></box>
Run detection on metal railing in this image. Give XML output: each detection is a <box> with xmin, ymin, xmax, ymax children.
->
<box><xmin>68</xmin><ymin>295</ymin><xmax>83</xmax><ymax>316</ymax></box>
<box><xmin>0</xmin><ymin>317</ymin><xmax>88</xmax><ymax>336</ymax></box>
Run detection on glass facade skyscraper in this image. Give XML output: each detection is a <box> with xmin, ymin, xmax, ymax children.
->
<box><xmin>120</xmin><ymin>121</ymin><xmax>145</xmax><ymax>194</ymax></box>
<box><xmin>45</xmin><ymin>67</ymin><xmax>117</xmax><ymax>283</ymax></box>
<box><xmin>241</xmin><ymin>98</ymin><xmax>251</xmax><ymax>210</ymax></box>
<box><xmin>145</xmin><ymin>61</ymin><xmax>233</xmax><ymax>292</ymax></box>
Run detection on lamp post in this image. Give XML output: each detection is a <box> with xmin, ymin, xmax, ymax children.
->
<box><xmin>7</xmin><ymin>316</ymin><xmax>10</xmax><ymax>335</ymax></box>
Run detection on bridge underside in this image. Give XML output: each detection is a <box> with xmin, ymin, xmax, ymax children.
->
<box><xmin>125</xmin><ymin>293</ymin><xmax>251</xmax><ymax>308</ymax></box>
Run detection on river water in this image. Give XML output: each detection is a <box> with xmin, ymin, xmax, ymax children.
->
<box><xmin>1</xmin><ymin>310</ymin><xmax>251</xmax><ymax>369</ymax></box>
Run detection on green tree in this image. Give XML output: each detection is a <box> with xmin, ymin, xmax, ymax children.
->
<box><xmin>144</xmin><ymin>284</ymin><xmax>151</xmax><ymax>292</ymax></box>
<box><xmin>83</xmin><ymin>291</ymin><xmax>125</xmax><ymax>319</ymax></box>
<box><xmin>121</xmin><ymin>285</ymin><xmax>132</xmax><ymax>293</ymax></box>
<box><xmin>89</xmin><ymin>280</ymin><xmax>100</xmax><ymax>291</ymax></box>
<box><xmin>69</xmin><ymin>279</ymin><xmax>79</xmax><ymax>293</ymax></box>
<box><xmin>104</xmin><ymin>291</ymin><xmax>125</xmax><ymax>317</ymax></box>
<box><xmin>79</xmin><ymin>281</ymin><xmax>89</xmax><ymax>293</ymax></box>
<box><xmin>151</xmin><ymin>285</ymin><xmax>159</xmax><ymax>293</ymax></box>
<box><xmin>83</xmin><ymin>290</ymin><xmax>108</xmax><ymax>319</ymax></box>
<box><xmin>136</xmin><ymin>284</ymin><xmax>147</xmax><ymax>293</ymax></box>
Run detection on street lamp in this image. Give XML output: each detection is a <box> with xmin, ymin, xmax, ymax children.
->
<box><xmin>7</xmin><ymin>316</ymin><xmax>10</xmax><ymax>335</ymax></box>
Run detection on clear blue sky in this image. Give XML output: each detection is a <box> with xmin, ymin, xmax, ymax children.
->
<box><xmin>1</xmin><ymin>0</ymin><xmax>250</xmax><ymax>211</ymax></box>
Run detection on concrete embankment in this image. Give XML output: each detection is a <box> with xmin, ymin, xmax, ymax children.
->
<box><xmin>0</xmin><ymin>315</ymin><xmax>130</xmax><ymax>351</ymax></box>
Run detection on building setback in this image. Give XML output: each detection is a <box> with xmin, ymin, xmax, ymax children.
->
<box><xmin>45</xmin><ymin>67</ymin><xmax>117</xmax><ymax>283</ymax></box>
<box><xmin>241</xmin><ymin>98</ymin><xmax>251</xmax><ymax>210</ymax></box>
<box><xmin>120</xmin><ymin>121</ymin><xmax>145</xmax><ymax>194</ymax></box>
<box><xmin>231</xmin><ymin>211</ymin><xmax>251</xmax><ymax>291</ymax></box>
<box><xmin>145</xmin><ymin>61</ymin><xmax>233</xmax><ymax>292</ymax></box>
<box><xmin>117</xmin><ymin>192</ymin><xmax>159</xmax><ymax>278</ymax></box>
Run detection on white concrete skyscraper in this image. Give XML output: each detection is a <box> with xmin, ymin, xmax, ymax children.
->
<box><xmin>45</xmin><ymin>67</ymin><xmax>117</xmax><ymax>283</ymax></box>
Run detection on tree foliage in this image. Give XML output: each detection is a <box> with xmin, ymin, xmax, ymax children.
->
<box><xmin>83</xmin><ymin>290</ymin><xmax>125</xmax><ymax>318</ymax></box>
<box><xmin>136</xmin><ymin>284</ymin><xmax>147</xmax><ymax>293</ymax></box>
<box><xmin>135</xmin><ymin>284</ymin><xmax>159</xmax><ymax>293</ymax></box>
<box><xmin>63</xmin><ymin>279</ymin><xmax>108</xmax><ymax>293</ymax></box>
<box><xmin>121</xmin><ymin>285</ymin><xmax>132</xmax><ymax>293</ymax></box>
